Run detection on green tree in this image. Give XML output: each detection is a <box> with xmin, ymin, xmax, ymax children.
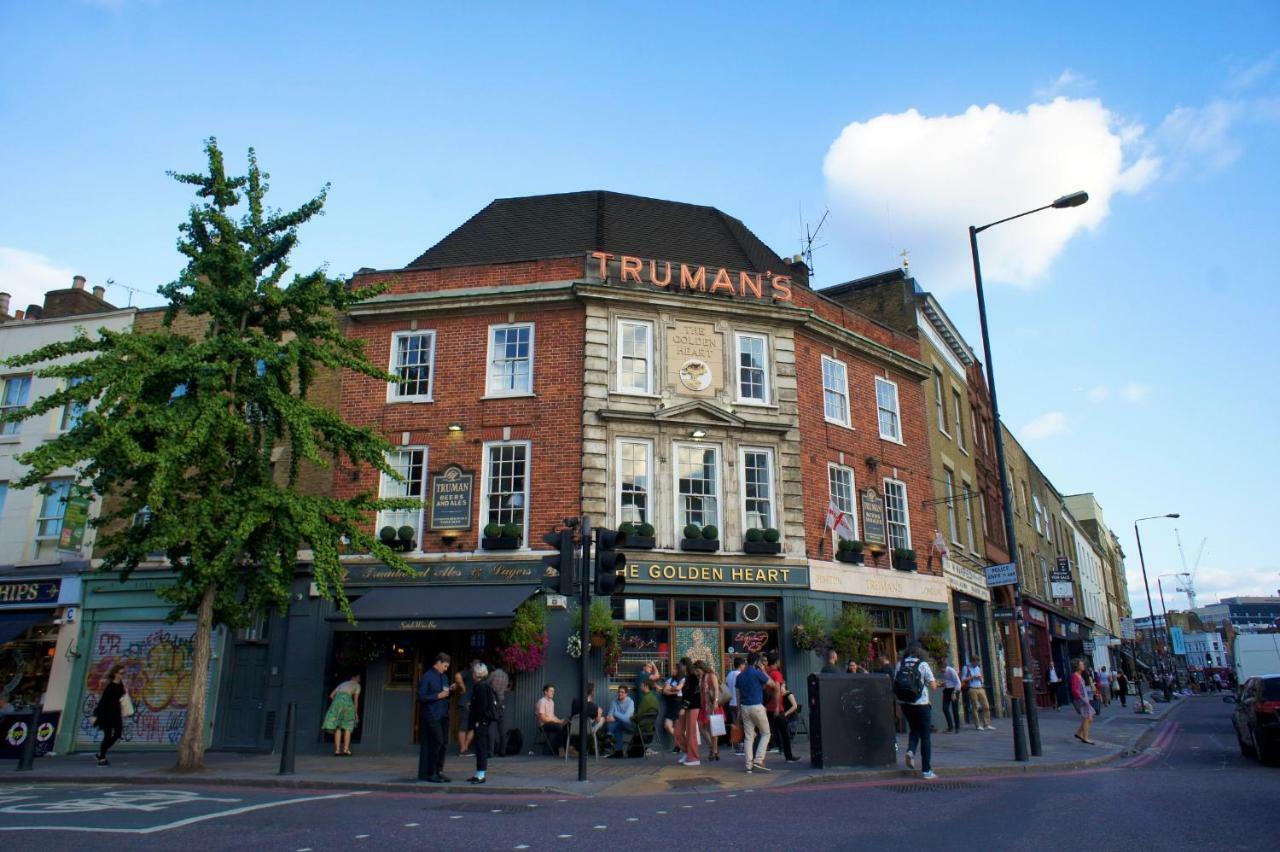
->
<box><xmin>2</xmin><ymin>139</ymin><xmax>417</xmax><ymax>771</ymax></box>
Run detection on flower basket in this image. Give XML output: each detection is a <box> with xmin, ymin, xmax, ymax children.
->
<box><xmin>589</xmin><ymin>633</ymin><xmax>608</xmax><ymax>649</ymax></box>
<box><xmin>891</xmin><ymin>548</ymin><xmax>918</xmax><ymax>572</ymax></box>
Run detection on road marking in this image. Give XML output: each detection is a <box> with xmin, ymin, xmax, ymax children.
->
<box><xmin>515</xmin><ymin>845</ymin><xmax>530</xmax><ymax>849</ymax></box>
<box><xmin>594</xmin><ymin>824</ymin><xmax>607</xmax><ymax>829</ymax></box>
<box><xmin>558</xmin><ymin>833</ymin><xmax>573</xmax><ymax>838</ymax></box>
<box><xmin>627</xmin><ymin>817</ymin><xmax>639</xmax><ymax>822</ymax></box>
<box><xmin>355</xmin><ymin>834</ymin><xmax>370</xmax><ymax>839</ymax></box>
<box><xmin>656</xmin><ymin>809</ymin><xmax>667</xmax><ymax>814</ymax></box>
<box><xmin>526</xmin><ymin>803</ymin><xmax>538</xmax><ymax>808</ymax></box>
<box><xmin>404</xmin><ymin>822</ymin><xmax>419</xmax><ymax>827</ymax></box>
<box><xmin>0</xmin><ymin>791</ymin><xmax>369</xmax><ymax>834</ymax></box>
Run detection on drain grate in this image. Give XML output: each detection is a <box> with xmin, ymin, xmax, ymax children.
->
<box><xmin>884</xmin><ymin>780</ymin><xmax>980</xmax><ymax>793</ymax></box>
<box><xmin>666</xmin><ymin>775</ymin><xmax>723</xmax><ymax>790</ymax></box>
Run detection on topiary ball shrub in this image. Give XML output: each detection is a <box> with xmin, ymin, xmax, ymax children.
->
<box><xmin>638</xmin><ymin>522</ymin><xmax>655</xmax><ymax>537</ymax></box>
<box><xmin>684</xmin><ymin>523</ymin><xmax>702</xmax><ymax>540</ymax></box>
<box><xmin>379</xmin><ymin>526</ymin><xmax>397</xmax><ymax>543</ymax></box>
<box><xmin>745</xmin><ymin>527</ymin><xmax>764</xmax><ymax>543</ymax></box>
<box><xmin>763</xmin><ymin>527</ymin><xmax>781</xmax><ymax>543</ymax></box>
<box><xmin>397</xmin><ymin>525</ymin><xmax>414</xmax><ymax>541</ymax></box>
<box><xmin>500</xmin><ymin>522</ymin><xmax>521</xmax><ymax>539</ymax></box>
<box><xmin>702</xmin><ymin>524</ymin><xmax>719</xmax><ymax>540</ymax></box>
<box><xmin>483</xmin><ymin>523</ymin><xmax>503</xmax><ymax>538</ymax></box>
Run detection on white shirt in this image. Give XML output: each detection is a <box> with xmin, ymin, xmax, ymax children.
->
<box><xmin>963</xmin><ymin>664</ymin><xmax>984</xmax><ymax>689</ymax></box>
<box><xmin>941</xmin><ymin>665</ymin><xmax>962</xmax><ymax>690</ymax></box>
<box><xmin>725</xmin><ymin>669</ymin><xmax>741</xmax><ymax>707</ymax></box>
<box><xmin>898</xmin><ymin>657</ymin><xmax>935</xmax><ymax>706</ymax></box>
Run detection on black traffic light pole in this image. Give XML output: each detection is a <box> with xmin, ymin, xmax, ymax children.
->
<box><xmin>578</xmin><ymin>516</ymin><xmax>591</xmax><ymax>783</ymax></box>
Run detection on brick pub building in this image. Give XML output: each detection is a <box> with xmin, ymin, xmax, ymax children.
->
<box><xmin>265</xmin><ymin>191</ymin><xmax>950</xmax><ymax>754</ymax></box>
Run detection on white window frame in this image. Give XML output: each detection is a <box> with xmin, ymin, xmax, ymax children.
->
<box><xmin>961</xmin><ymin>478</ymin><xmax>976</xmax><ymax>553</ymax></box>
<box><xmin>943</xmin><ymin>468</ymin><xmax>960</xmax><ymax>545</ymax></box>
<box><xmin>1</xmin><ymin>374</ymin><xmax>32</xmax><ymax>437</ymax></box>
<box><xmin>615</xmin><ymin>438</ymin><xmax>654</xmax><ymax>528</ymax></box>
<box><xmin>739</xmin><ymin>445</ymin><xmax>777</xmax><ymax>535</ymax></box>
<box><xmin>883</xmin><ymin>477</ymin><xmax>911</xmax><ymax>550</ymax></box>
<box><xmin>821</xmin><ymin>356</ymin><xmax>850</xmax><ymax>427</ymax></box>
<box><xmin>34</xmin><ymin>478</ymin><xmax>72</xmax><ymax>542</ymax></box>
<box><xmin>827</xmin><ymin>462</ymin><xmax>857</xmax><ymax>549</ymax></box>
<box><xmin>480</xmin><ymin>440</ymin><xmax>532</xmax><ymax>547</ymax></box>
<box><xmin>734</xmin><ymin>332</ymin><xmax>771</xmax><ymax>405</ymax></box>
<box><xmin>61</xmin><ymin>375</ymin><xmax>90</xmax><ymax>431</ymax></box>
<box><xmin>953</xmin><ymin>389</ymin><xmax>966</xmax><ymax>452</ymax></box>
<box><xmin>615</xmin><ymin>319</ymin><xmax>654</xmax><ymax>396</ymax></box>
<box><xmin>1032</xmin><ymin>494</ymin><xmax>1044</xmax><ymax>535</ymax></box>
<box><xmin>934</xmin><ymin>368</ymin><xmax>948</xmax><ymax>436</ymax></box>
<box><xmin>485</xmin><ymin>323</ymin><xmax>535</xmax><ymax>397</ymax></box>
<box><xmin>673</xmin><ymin>442</ymin><xmax>721</xmax><ymax>534</ymax></box>
<box><xmin>387</xmin><ymin>330</ymin><xmax>436</xmax><ymax>403</ymax></box>
<box><xmin>875</xmin><ymin>376</ymin><xmax>902</xmax><ymax>443</ymax></box>
<box><xmin>377</xmin><ymin>446</ymin><xmax>428</xmax><ymax>547</ymax></box>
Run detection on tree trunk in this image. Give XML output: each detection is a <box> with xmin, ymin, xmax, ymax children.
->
<box><xmin>175</xmin><ymin>584</ymin><xmax>216</xmax><ymax>772</ymax></box>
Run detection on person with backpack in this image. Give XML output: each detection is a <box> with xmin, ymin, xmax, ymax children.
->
<box><xmin>467</xmin><ymin>662</ymin><xmax>499</xmax><ymax>784</ymax></box>
<box><xmin>895</xmin><ymin>643</ymin><xmax>938</xmax><ymax>779</ymax></box>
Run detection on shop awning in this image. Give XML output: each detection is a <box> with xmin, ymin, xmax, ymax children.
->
<box><xmin>0</xmin><ymin>611</ymin><xmax>46</xmax><ymax>645</ymax></box>
<box><xmin>328</xmin><ymin>584</ymin><xmax>541</xmax><ymax>631</ymax></box>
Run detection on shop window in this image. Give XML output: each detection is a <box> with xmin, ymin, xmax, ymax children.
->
<box><xmin>674</xmin><ymin>599</ymin><xmax>720</xmax><ymax>622</ymax></box>
<box><xmin>612</xmin><ymin>597</ymin><xmax>668</xmax><ymax>622</ymax></box>
<box><xmin>883</xmin><ymin>477</ymin><xmax>911</xmax><ymax>550</ymax></box>
<box><xmin>876</xmin><ymin>377</ymin><xmax>902</xmax><ymax>442</ymax></box>
<box><xmin>0</xmin><ymin>374</ymin><xmax>31</xmax><ymax>436</ymax></box>
<box><xmin>724</xmin><ymin>627</ymin><xmax>777</xmax><ymax>657</ymax></box>
<box><xmin>389</xmin><ymin>331</ymin><xmax>436</xmax><ymax>401</ymax></box>
<box><xmin>821</xmin><ymin>356</ymin><xmax>849</xmax><ymax>426</ymax></box>
<box><xmin>482</xmin><ymin>441</ymin><xmax>529</xmax><ymax>543</ymax></box>
<box><xmin>616</xmin><ymin>439</ymin><xmax>652</xmax><ymax>527</ymax></box>
<box><xmin>674</xmin><ymin>443</ymin><xmax>719</xmax><ymax>531</ymax></box>
<box><xmin>735</xmin><ymin>332</ymin><xmax>769</xmax><ymax>404</ymax></box>
<box><xmin>741</xmin><ymin>447</ymin><xmax>775</xmax><ymax>531</ymax></box>
<box><xmin>378</xmin><ymin>447</ymin><xmax>426</xmax><ymax>543</ymax></box>
<box><xmin>893</xmin><ymin>610</ymin><xmax>908</xmax><ymax>630</ymax></box>
<box><xmin>486</xmin><ymin>323</ymin><xmax>534</xmax><ymax>395</ymax></box>
<box><xmin>724</xmin><ymin>600</ymin><xmax>779</xmax><ymax>623</ymax></box>
<box><xmin>617</xmin><ymin>319</ymin><xmax>653</xmax><ymax>394</ymax></box>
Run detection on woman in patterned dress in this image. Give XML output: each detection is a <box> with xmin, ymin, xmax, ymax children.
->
<box><xmin>322</xmin><ymin>673</ymin><xmax>361</xmax><ymax>755</ymax></box>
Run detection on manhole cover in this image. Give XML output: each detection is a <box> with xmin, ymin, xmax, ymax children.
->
<box><xmin>666</xmin><ymin>775</ymin><xmax>722</xmax><ymax>790</ymax></box>
<box><xmin>883</xmin><ymin>781</ymin><xmax>980</xmax><ymax>793</ymax></box>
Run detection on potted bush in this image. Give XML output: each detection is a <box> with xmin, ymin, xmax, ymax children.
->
<box><xmin>791</xmin><ymin>602</ymin><xmax>828</xmax><ymax>652</ymax></box>
<box><xmin>572</xmin><ymin>598</ymin><xmax>620</xmax><ymax>651</ymax></box>
<box><xmin>621</xmin><ymin>521</ymin><xmax>655</xmax><ymax>550</ymax></box>
<box><xmin>397</xmin><ymin>525</ymin><xmax>416</xmax><ymax>552</ymax></box>
<box><xmin>919</xmin><ymin>612</ymin><xmax>950</xmax><ymax>665</ymax></box>
<box><xmin>744</xmin><ymin>526</ymin><xmax>782</xmax><ymax>555</ymax></box>
<box><xmin>836</xmin><ymin>538</ymin><xmax>864</xmax><ymax>564</ymax></box>
<box><xmin>892</xmin><ymin>547</ymin><xmax>918</xmax><ymax>571</ymax></box>
<box><xmin>830</xmin><ymin>604</ymin><xmax>873</xmax><ymax>664</ymax></box>
<box><xmin>681</xmin><ymin>523</ymin><xmax>719</xmax><ymax>552</ymax></box>
<box><xmin>482</xmin><ymin>521</ymin><xmax>521</xmax><ymax>550</ymax></box>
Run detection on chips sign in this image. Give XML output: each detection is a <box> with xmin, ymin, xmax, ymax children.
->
<box><xmin>984</xmin><ymin>561</ymin><xmax>1018</xmax><ymax>588</ymax></box>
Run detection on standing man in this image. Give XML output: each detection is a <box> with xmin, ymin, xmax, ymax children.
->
<box><xmin>895</xmin><ymin>643</ymin><xmax>939</xmax><ymax>779</ymax></box>
<box><xmin>487</xmin><ymin>661</ymin><xmax>509</xmax><ymax>757</ymax></box>
<box><xmin>1097</xmin><ymin>666</ymin><xmax>1112</xmax><ymax>706</ymax></box>
<box><xmin>940</xmin><ymin>658</ymin><xmax>962</xmax><ymax>733</ymax></box>
<box><xmin>417</xmin><ymin>652</ymin><xmax>452</xmax><ymax>783</ymax></box>
<box><xmin>725</xmin><ymin>656</ymin><xmax>746</xmax><ymax>757</ymax></box>
<box><xmin>765</xmin><ymin>651</ymin><xmax>800</xmax><ymax>763</ymax></box>
<box><xmin>737</xmin><ymin>652</ymin><xmax>772</xmax><ymax>773</ymax></box>
<box><xmin>962</xmin><ymin>659</ymin><xmax>993</xmax><ymax>730</ymax></box>
<box><xmin>821</xmin><ymin>648</ymin><xmax>840</xmax><ymax>673</ymax></box>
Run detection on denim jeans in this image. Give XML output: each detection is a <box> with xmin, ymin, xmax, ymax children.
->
<box><xmin>606</xmin><ymin>719</ymin><xmax>634</xmax><ymax>751</ymax></box>
<box><xmin>902</xmin><ymin>703</ymin><xmax>932</xmax><ymax>772</ymax></box>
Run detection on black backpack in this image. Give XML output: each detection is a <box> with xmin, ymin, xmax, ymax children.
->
<box><xmin>894</xmin><ymin>657</ymin><xmax>924</xmax><ymax>702</ymax></box>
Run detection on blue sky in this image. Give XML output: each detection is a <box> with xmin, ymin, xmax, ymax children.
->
<box><xmin>2</xmin><ymin>1</ymin><xmax>1277</xmax><ymax>608</ymax></box>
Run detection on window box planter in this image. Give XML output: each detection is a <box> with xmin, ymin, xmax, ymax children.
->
<box><xmin>743</xmin><ymin>541</ymin><xmax>782</xmax><ymax>555</ymax></box>
<box><xmin>835</xmin><ymin>550</ymin><xmax>864</xmax><ymax>565</ymax></box>
<box><xmin>624</xmin><ymin>535</ymin><xmax>656</xmax><ymax>550</ymax></box>
<box><xmin>681</xmin><ymin>538</ymin><xmax>719</xmax><ymax>553</ymax></box>
<box><xmin>892</xmin><ymin>555</ymin><xmax>917</xmax><ymax>572</ymax></box>
<box><xmin>482</xmin><ymin>536</ymin><xmax>520</xmax><ymax>551</ymax></box>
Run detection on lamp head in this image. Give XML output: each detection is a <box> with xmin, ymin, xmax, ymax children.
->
<box><xmin>1052</xmin><ymin>191</ymin><xmax>1089</xmax><ymax>209</ymax></box>
<box><xmin>1166</xmin><ymin>513</ymin><xmax>1180</xmax><ymax>518</ymax></box>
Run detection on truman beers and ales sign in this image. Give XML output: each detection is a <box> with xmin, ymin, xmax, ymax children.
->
<box><xmin>429</xmin><ymin>465</ymin><xmax>474</xmax><ymax>530</ymax></box>
<box><xmin>861</xmin><ymin>488</ymin><xmax>887</xmax><ymax>547</ymax></box>
<box><xmin>585</xmin><ymin>252</ymin><xmax>795</xmax><ymax>303</ymax></box>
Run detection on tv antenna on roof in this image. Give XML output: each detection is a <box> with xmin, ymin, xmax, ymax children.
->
<box><xmin>107</xmin><ymin>278</ymin><xmax>150</xmax><ymax>308</ymax></box>
<box><xmin>799</xmin><ymin>207</ymin><xmax>829</xmax><ymax>279</ymax></box>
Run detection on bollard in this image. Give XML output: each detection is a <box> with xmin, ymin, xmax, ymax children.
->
<box><xmin>15</xmin><ymin>704</ymin><xmax>43</xmax><ymax>772</ymax></box>
<box><xmin>278</xmin><ymin>702</ymin><xmax>297</xmax><ymax>775</ymax></box>
<box><xmin>1009</xmin><ymin>696</ymin><xmax>1029</xmax><ymax>763</ymax></box>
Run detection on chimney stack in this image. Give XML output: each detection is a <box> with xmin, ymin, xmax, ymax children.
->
<box><xmin>92</xmin><ymin>285</ymin><xmax>106</xmax><ymax>300</ymax></box>
<box><xmin>15</xmin><ymin>309</ymin><xmax>25</xmax><ymax>320</ymax></box>
<box><xmin>0</xmin><ymin>293</ymin><xmax>9</xmax><ymax>315</ymax></box>
<box><xmin>72</xmin><ymin>275</ymin><xmax>87</xmax><ymax>290</ymax></box>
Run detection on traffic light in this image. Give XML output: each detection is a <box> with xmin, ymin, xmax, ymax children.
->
<box><xmin>594</xmin><ymin>527</ymin><xmax>627</xmax><ymax>596</ymax></box>
<box><xmin>542</xmin><ymin>528</ymin><xmax>576</xmax><ymax>595</ymax></box>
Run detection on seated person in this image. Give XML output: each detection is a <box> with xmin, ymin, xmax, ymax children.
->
<box><xmin>604</xmin><ymin>685</ymin><xmax>635</xmax><ymax>756</ymax></box>
<box><xmin>535</xmin><ymin>684</ymin><xmax>569</xmax><ymax>756</ymax></box>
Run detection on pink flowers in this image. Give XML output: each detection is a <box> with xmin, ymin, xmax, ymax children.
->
<box><xmin>497</xmin><ymin>632</ymin><xmax>548</xmax><ymax>673</ymax></box>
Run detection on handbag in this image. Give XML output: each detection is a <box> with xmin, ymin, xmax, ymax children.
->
<box><xmin>120</xmin><ymin>690</ymin><xmax>135</xmax><ymax>718</ymax></box>
<box><xmin>708</xmin><ymin>712</ymin><xmax>727</xmax><ymax>737</ymax></box>
<box><xmin>729</xmin><ymin>722</ymin><xmax>744</xmax><ymax>745</ymax></box>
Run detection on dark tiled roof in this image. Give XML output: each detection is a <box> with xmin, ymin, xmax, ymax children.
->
<box><xmin>406</xmin><ymin>190</ymin><xmax>790</xmax><ymax>274</ymax></box>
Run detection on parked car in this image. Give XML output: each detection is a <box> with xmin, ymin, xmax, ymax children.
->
<box><xmin>1225</xmin><ymin>674</ymin><xmax>1280</xmax><ymax>765</ymax></box>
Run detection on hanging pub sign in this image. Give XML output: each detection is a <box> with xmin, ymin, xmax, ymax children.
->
<box><xmin>860</xmin><ymin>488</ymin><xmax>887</xmax><ymax>547</ymax></box>
<box><xmin>57</xmin><ymin>487</ymin><xmax>92</xmax><ymax>552</ymax></box>
<box><xmin>428</xmin><ymin>465</ymin><xmax>475</xmax><ymax>530</ymax></box>
<box><xmin>585</xmin><ymin>252</ymin><xmax>795</xmax><ymax>303</ymax></box>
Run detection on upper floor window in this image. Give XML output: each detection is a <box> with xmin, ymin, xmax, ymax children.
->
<box><xmin>34</xmin><ymin>478</ymin><xmax>72</xmax><ymax>542</ymax></box>
<box><xmin>883</xmin><ymin>477</ymin><xmax>911</xmax><ymax>550</ymax></box>
<box><xmin>61</xmin><ymin>376</ymin><xmax>89</xmax><ymax>431</ymax></box>
<box><xmin>616</xmin><ymin>439</ymin><xmax>652</xmax><ymax>527</ymax></box>
<box><xmin>0</xmin><ymin>482</ymin><xmax>7</xmax><ymax>524</ymax></box>
<box><xmin>487</xmin><ymin>323</ymin><xmax>534</xmax><ymax>396</ymax></box>
<box><xmin>674</xmin><ymin>443</ymin><xmax>719</xmax><ymax>531</ymax></box>
<box><xmin>735</xmin><ymin>333</ymin><xmax>769</xmax><ymax>404</ymax></box>
<box><xmin>617</xmin><ymin>320</ymin><xmax>653</xmax><ymax>394</ymax></box>
<box><xmin>741</xmin><ymin>447</ymin><xmax>775</xmax><ymax>531</ymax></box>
<box><xmin>961</xmin><ymin>478</ymin><xmax>976</xmax><ymax>552</ymax></box>
<box><xmin>378</xmin><ymin>447</ymin><xmax>427</xmax><ymax>543</ymax></box>
<box><xmin>875</xmin><ymin>377</ymin><xmax>902</xmax><ymax>442</ymax></box>
<box><xmin>953</xmin><ymin>390</ymin><xmax>966</xmax><ymax>451</ymax></box>
<box><xmin>934</xmin><ymin>369</ymin><xmax>947</xmax><ymax>434</ymax></box>
<box><xmin>1032</xmin><ymin>494</ymin><xmax>1044</xmax><ymax>535</ymax></box>
<box><xmin>390</xmin><ymin>331</ymin><xmax>436</xmax><ymax>401</ymax></box>
<box><xmin>822</xmin><ymin>356</ymin><xmax>849</xmax><ymax>426</ymax></box>
<box><xmin>482</xmin><ymin>442</ymin><xmax>529</xmax><ymax>544</ymax></box>
<box><xmin>1</xmin><ymin>375</ymin><xmax>32</xmax><ymax>436</ymax></box>
<box><xmin>943</xmin><ymin>468</ymin><xmax>959</xmax><ymax>544</ymax></box>
<box><xmin>827</xmin><ymin>463</ymin><xmax>857</xmax><ymax>546</ymax></box>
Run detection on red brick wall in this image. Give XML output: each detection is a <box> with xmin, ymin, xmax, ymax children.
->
<box><xmin>794</xmin><ymin>331</ymin><xmax>937</xmax><ymax>576</ymax></box>
<box><xmin>334</xmin><ymin>301</ymin><xmax>585</xmax><ymax>552</ymax></box>
<box><xmin>351</xmin><ymin>257</ymin><xmax>584</xmax><ymax>297</ymax></box>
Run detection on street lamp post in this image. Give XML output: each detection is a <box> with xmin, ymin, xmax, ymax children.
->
<box><xmin>1133</xmin><ymin>513</ymin><xmax>1179</xmax><ymax>709</ymax></box>
<box><xmin>1158</xmin><ymin>573</ymin><xmax>1186</xmax><ymax>679</ymax></box>
<box><xmin>969</xmin><ymin>190</ymin><xmax>1087</xmax><ymax>762</ymax></box>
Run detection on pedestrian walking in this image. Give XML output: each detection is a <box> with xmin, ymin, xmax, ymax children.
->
<box><xmin>488</xmin><ymin>661</ymin><xmax>509</xmax><ymax>756</ymax></box>
<box><xmin>1046</xmin><ymin>663</ymin><xmax>1062</xmax><ymax>710</ymax></box>
<box><xmin>89</xmin><ymin>664</ymin><xmax>129</xmax><ymax>766</ymax></box>
<box><xmin>1070</xmin><ymin>658</ymin><xmax>1096</xmax><ymax>744</ymax></box>
<box><xmin>765</xmin><ymin>651</ymin><xmax>800</xmax><ymax>762</ymax></box>
<box><xmin>679</xmin><ymin>661</ymin><xmax>703</xmax><ymax>766</ymax></box>
<box><xmin>418</xmin><ymin>652</ymin><xmax>452</xmax><ymax>782</ymax></box>
<box><xmin>895</xmin><ymin>643</ymin><xmax>938</xmax><ymax>779</ymax></box>
<box><xmin>1117</xmin><ymin>670</ymin><xmax>1129</xmax><ymax>707</ymax></box>
<box><xmin>322</xmin><ymin>673</ymin><xmax>361</xmax><ymax>756</ymax></box>
<box><xmin>962</xmin><ymin>659</ymin><xmax>993</xmax><ymax>730</ymax></box>
<box><xmin>940</xmin><ymin>660</ymin><xmax>962</xmax><ymax>732</ymax></box>
<box><xmin>737</xmin><ymin>652</ymin><xmax>772</xmax><ymax>773</ymax></box>
<box><xmin>467</xmin><ymin>663</ymin><xmax>498</xmax><ymax>784</ymax></box>
<box><xmin>1098</xmin><ymin>666</ymin><xmax>1112</xmax><ymax>706</ymax></box>
<box><xmin>725</xmin><ymin>656</ymin><xmax>746</xmax><ymax>756</ymax></box>
<box><xmin>661</xmin><ymin>664</ymin><xmax>685</xmax><ymax>754</ymax></box>
<box><xmin>700</xmin><ymin>662</ymin><xmax>722</xmax><ymax>761</ymax></box>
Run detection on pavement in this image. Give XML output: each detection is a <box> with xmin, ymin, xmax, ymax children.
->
<box><xmin>1</xmin><ymin>694</ymin><xmax>1181</xmax><ymax>797</ymax></box>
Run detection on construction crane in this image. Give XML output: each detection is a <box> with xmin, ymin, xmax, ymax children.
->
<box><xmin>1174</xmin><ymin>528</ymin><xmax>1207</xmax><ymax>611</ymax></box>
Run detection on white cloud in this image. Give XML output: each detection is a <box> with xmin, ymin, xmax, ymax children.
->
<box><xmin>1035</xmin><ymin>69</ymin><xmax>1094</xmax><ymax>99</ymax></box>
<box><xmin>823</xmin><ymin>98</ymin><xmax>1160</xmax><ymax>289</ymax></box>
<box><xmin>1226</xmin><ymin>52</ymin><xmax>1277</xmax><ymax>92</ymax></box>
<box><xmin>0</xmin><ymin>247</ymin><xmax>79</xmax><ymax>316</ymax></box>
<box><xmin>1087</xmin><ymin>386</ymin><xmax>1111</xmax><ymax>403</ymax></box>
<box><xmin>1130</xmin><ymin>562</ymin><xmax>1280</xmax><ymax>609</ymax></box>
<box><xmin>1118</xmin><ymin>382</ymin><xmax>1150</xmax><ymax>403</ymax></box>
<box><xmin>1020</xmin><ymin>411</ymin><xmax>1068</xmax><ymax>441</ymax></box>
<box><xmin>1156</xmin><ymin>101</ymin><xmax>1245</xmax><ymax>175</ymax></box>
